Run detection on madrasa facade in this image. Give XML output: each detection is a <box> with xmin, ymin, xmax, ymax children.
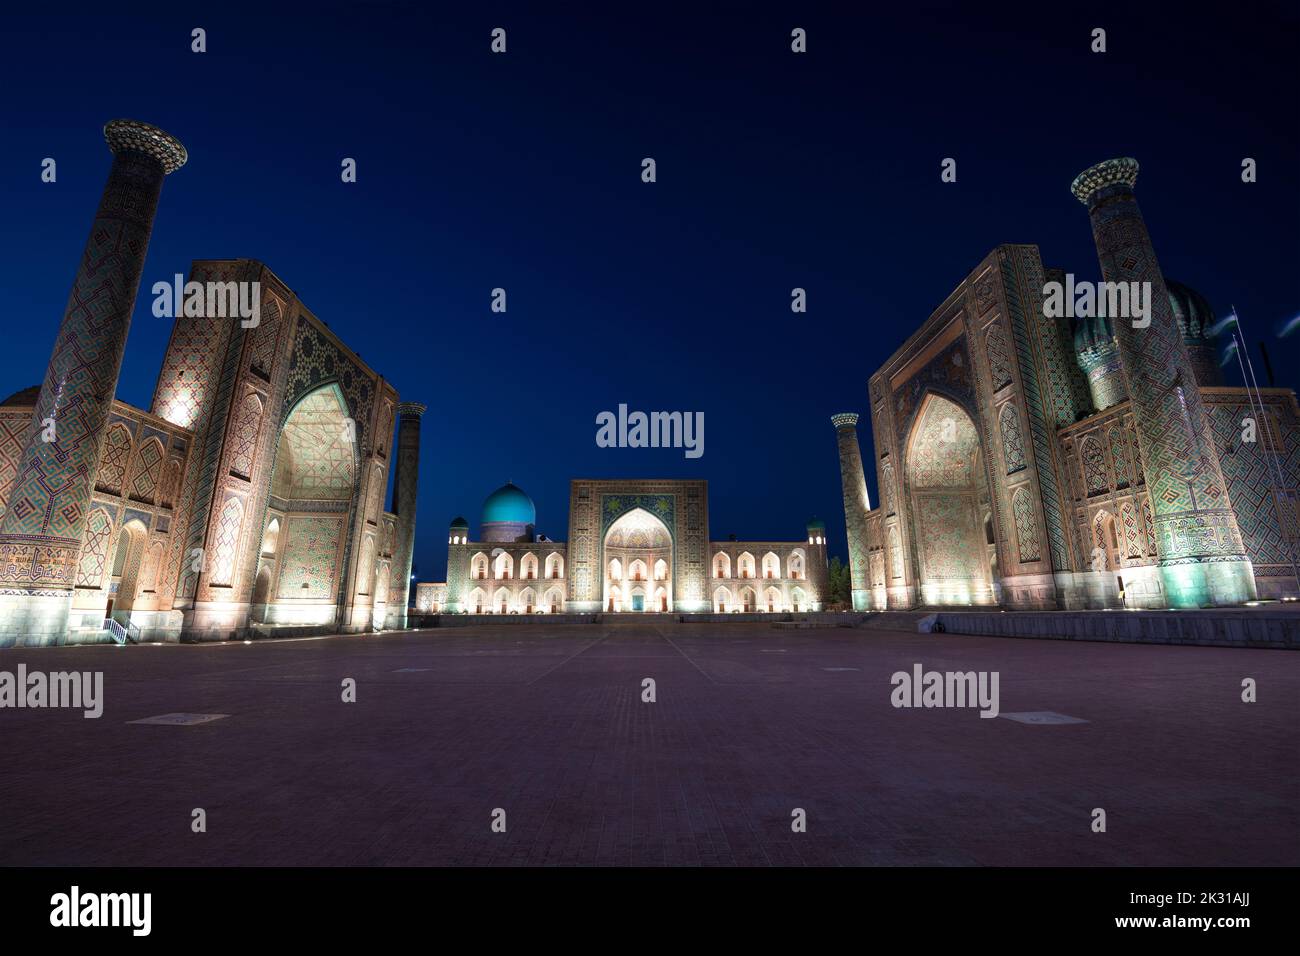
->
<box><xmin>834</xmin><ymin>158</ymin><xmax>1299</xmax><ymax>612</ymax></box>
<box><xmin>415</xmin><ymin>480</ymin><xmax>828</xmax><ymax>615</ymax></box>
<box><xmin>0</xmin><ymin>121</ymin><xmax>424</xmax><ymax>646</ymax></box>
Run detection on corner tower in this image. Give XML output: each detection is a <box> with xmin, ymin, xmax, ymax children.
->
<box><xmin>385</xmin><ymin>402</ymin><xmax>425</xmax><ymax>629</ymax></box>
<box><xmin>0</xmin><ymin>120</ymin><xmax>186</xmax><ymax>645</ymax></box>
<box><xmin>1071</xmin><ymin>158</ymin><xmax>1254</xmax><ymax>606</ymax></box>
<box><xmin>831</xmin><ymin>413</ymin><xmax>872</xmax><ymax>611</ymax></box>
<box><xmin>805</xmin><ymin>517</ymin><xmax>830</xmax><ymax>608</ymax></box>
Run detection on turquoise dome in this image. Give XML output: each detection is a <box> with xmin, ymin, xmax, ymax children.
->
<box><xmin>449</xmin><ymin>515</ymin><xmax>469</xmax><ymax>530</ymax></box>
<box><xmin>806</xmin><ymin>517</ymin><xmax>826</xmax><ymax>530</ymax></box>
<box><xmin>481</xmin><ymin>482</ymin><xmax>535</xmax><ymax>525</ymax></box>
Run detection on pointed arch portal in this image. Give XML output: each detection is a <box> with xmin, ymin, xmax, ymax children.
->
<box><xmin>602</xmin><ymin>507</ymin><xmax>672</xmax><ymax>612</ymax></box>
<box><xmin>904</xmin><ymin>393</ymin><xmax>995</xmax><ymax>606</ymax></box>
<box><xmin>259</xmin><ymin>383</ymin><xmax>360</xmax><ymax>626</ymax></box>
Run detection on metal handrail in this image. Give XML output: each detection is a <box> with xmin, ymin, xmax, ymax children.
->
<box><xmin>102</xmin><ymin>618</ymin><xmax>141</xmax><ymax>644</ymax></box>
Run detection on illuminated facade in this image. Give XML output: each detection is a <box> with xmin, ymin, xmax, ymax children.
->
<box><xmin>837</xmin><ymin>158</ymin><xmax>1299</xmax><ymax>611</ymax></box>
<box><xmin>421</xmin><ymin>479</ymin><xmax>828</xmax><ymax>614</ymax></box>
<box><xmin>0</xmin><ymin>121</ymin><xmax>422</xmax><ymax>645</ymax></box>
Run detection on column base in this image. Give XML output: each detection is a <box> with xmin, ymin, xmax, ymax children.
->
<box><xmin>1160</xmin><ymin>559</ymin><xmax>1257</xmax><ymax>608</ymax></box>
<box><xmin>0</xmin><ymin>590</ymin><xmax>74</xmax><ymax>647</ymax></box>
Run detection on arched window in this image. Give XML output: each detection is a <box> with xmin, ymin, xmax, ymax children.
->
<box><xmin>713</xmin><ymin>552</ymin><xmax>731</xmax><ymax>578</ymax></box>
<box><xmin>521</xmin><ymin>553</ymin><xmax>538</xmax><ymax>580</ymax></box>
<box><xmin>765</xmin><ymin>587</ymin><xmax>780</xmax><ymax>612</ymax></box>
<box><xmin>472</xmin><ymin>553</ymin><xmax>489</xmax><ymax>580</ymax></box>
<box><xmin>263</xmin><ymin>518</ymin><xmax>280</xmax><ymax>555</ymax></box>
<box><xmin>494</xmin><ymin>551</ymin><xmax>514</xmax><ymax>580</ymax></box>
<box><xmin>737</xmin><ymin>552</ymin><xmax>755</xmax><ymax>579</ymax></box>
<box><xmin>545</xmin><ymin>552</ymin><xmax>564</xmax><ymax>579</ymax></box>
<box><xmin>788</xmin><ymin>550</ymin><xmax>805</xmax><ymax>580</ymax></box>
<box><xmin>714</xmin><ymin>586</ymin><xmax>732</xmax><ymax>612</ymax></box>
<box><xmin>1092</xmin><ymin>510</ymin><xmax>1119</xmax><ymax>570</ymax></box>
<box><xmin>761</xmin><ymin>552</ymin><xmax>780</xmax><ymax>579</ymax></box>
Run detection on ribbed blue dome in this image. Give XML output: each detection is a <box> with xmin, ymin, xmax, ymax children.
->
<box><xmin>481</xmin><ymin>483</ymin><xmax>535</xmax><ymax>525</ymax></box>
<box><xmin>1073</xmin><ymin>313</ymin><xmax>1116</xmax><ymax>357</ymax></box>
<box><xmin>1166</xmin><ymin>279</ymin><xmax>1215</xmax><ymax>342</ymax></box>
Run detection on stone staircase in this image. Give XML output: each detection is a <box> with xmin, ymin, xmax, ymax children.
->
<box><xmin>858</xmin><ymin>610</ymin><xmax>945</xmax><ymax>632</ymax></box>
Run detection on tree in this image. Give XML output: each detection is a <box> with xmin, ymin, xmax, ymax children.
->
<box><xmin>826</xmin><ymin>556</ymin><xmax>852</xmax><ymax>608</ymax></box>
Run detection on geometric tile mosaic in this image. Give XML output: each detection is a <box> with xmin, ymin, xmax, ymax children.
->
<box><xmin>277</xmin><ymin>514</ymin><xmax>344</xmax><ymax>600</ymax></box>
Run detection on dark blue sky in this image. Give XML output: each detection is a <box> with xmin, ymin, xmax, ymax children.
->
<box><xmin>3</xmin><ymin>2</ymin><xmax>1297</xmax><ymax>582</ymax></box>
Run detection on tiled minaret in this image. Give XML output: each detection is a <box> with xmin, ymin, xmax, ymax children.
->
<box><xmin>385</xmin><ymin>402</ymin><xmax>425</xmax><ymax>628</ymax></box>
<box><xmin>1072</xmin><ymin>158</ymin><xmax>1254</xmax><ymax>607</ymax></box>
<box><xmin>832</xmin><ymin>413</ymin><xmax>873</xmax><ymax>611</ymax></box>
<box><xmin>0</xmin><ymin>120</ymin><xmax>186</xmax><ymax>645</ymax></box>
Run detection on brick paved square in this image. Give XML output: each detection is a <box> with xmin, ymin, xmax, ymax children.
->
<box><xmin>0</xmin><ymin>623</ymin><xmax>1295</xmax><ymax>866</ymax></box>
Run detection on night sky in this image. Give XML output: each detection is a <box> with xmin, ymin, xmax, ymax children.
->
<box><xmin>2</xmin><ymin>2</ymin><xmax>1297</xmax><ymax>583</ymax></box>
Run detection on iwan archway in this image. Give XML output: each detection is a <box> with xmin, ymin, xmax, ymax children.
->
<box><xmin>602</xmin><ymin>507</ymin><xmax>672</xmax><ymax>612</ymax></box>
<box><xmin>904</xmin><ymin>392</ymin><xmax>995</xmax><ymax>606</ymax></box>
<box><xmin>254</xmin><ymin>383</ymin><xmax>360</xmax><ymax>627</ymax></box>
